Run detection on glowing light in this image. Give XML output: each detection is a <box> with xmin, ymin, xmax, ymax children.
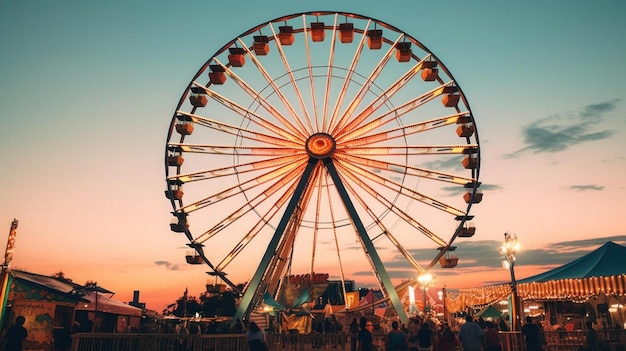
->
<box><xmin>305</xmin><ymin>133</ymin><xmax>336</xmax><ymax>158</ymax></box>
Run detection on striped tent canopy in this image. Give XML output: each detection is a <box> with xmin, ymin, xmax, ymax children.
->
<box><xmin>446</xmin><ymin>241</ymin><xmax>626</xmax><ymax>311</ymax></box>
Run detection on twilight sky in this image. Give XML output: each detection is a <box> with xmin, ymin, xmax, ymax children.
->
<box><xmin>1</xmin><ymin>0</ymin><xmax>625</xmax><ymax>312</ymax></box>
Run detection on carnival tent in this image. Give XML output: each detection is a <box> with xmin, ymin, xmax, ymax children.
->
<box><xmin>518</xmin><ymin>241</ymin><xmax>626</xmax><ymax>283</ymax></box>
<box><xmin>446</xmin><ymin>241</ymin><xmax>626</xmax><ymax>311</ymax></box>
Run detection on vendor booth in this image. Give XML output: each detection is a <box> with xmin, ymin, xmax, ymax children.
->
<box><xmin>446</xmin><ymin>241</ymin><xmax>626</xmax><ymax>330</ymax></box>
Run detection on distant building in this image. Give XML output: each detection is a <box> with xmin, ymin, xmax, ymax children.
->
<box><xmin>129</xmin><ymin>290</ymin><xmax>146</xmax><ymax>309</ymax></box>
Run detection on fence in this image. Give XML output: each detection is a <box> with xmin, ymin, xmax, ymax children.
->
<box><xmin>70</xmin><ymin>329</ymin><xmax>626</xmax><ymax>351</ymax></box>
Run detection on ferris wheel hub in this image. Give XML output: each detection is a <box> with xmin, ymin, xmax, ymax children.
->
<box><xmin>305</xmin><ymin>133</ymin><xmax>336</xmax><ymax>159</ymax></box>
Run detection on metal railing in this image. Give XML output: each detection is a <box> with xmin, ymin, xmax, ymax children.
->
<box><xmin>499</xmin><ymin>330</ymin><xmax>626</xmax><ymax>351</ymax></box>
<box><xmin>70</xmin><ymin>329</ymin><xmax>626</xmax><ymax>351</ymax></box>
<box><xmin>70</xmin><ymin>332</ymin><xmax>385</xmax><ymax>351</ymax></box>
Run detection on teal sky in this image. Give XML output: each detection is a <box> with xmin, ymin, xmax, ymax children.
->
<box><xmin>1</xmin><ymin>0</ymin><xmax>625</xmax><ymax>311</ymax></box>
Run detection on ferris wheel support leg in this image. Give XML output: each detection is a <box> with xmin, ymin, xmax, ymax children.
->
<box><xmin>232</xmin><ymin>158</ymin><xmax>318</xmax><ymax>324</ymax></box>
<box><xmin>323</xmin><ymin>158</ymin><xmax>410</xmax><ymax>325</ymax></box>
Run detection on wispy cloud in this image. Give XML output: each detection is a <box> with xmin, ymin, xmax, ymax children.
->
<box><xmin>420</xmin><ymin>156</ymin><xmax>464</xmax><ymax>172</ymax></box>
<box><xmin>155</xmin><ymin>261</ymin><xmax>180</xmax><ymax>271</ymax></box>
<box><xmin>506</xmin><ymin>100</ymin><xmax>619</xmax><ymax>156</ymax></box>
<box><xmin>569</xmin><ymin>185</ymin><xmax>604</xmax><ymax>191</ymax></box>
<box><xmin>442</xmin><ymin>183</ymin><xmax>501</xmax><ymax>196</ymax></box>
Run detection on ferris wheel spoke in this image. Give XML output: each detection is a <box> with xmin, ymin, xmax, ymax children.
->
<box><xmin>330</xmin><ymin>27</ymin><xmax>402</xmax><ymax>135</ymax></box>
<box><xmin>176</xmin><ymin>111</ymin><xmax>303</xmax><ymax>149</ymax></box>
<box><xmin>236</xmin><ymin>38</ymin><xmax>310</xmax><ymax>138</ymax></box>
<box><xmin>215</xmin><ymin>182</ymin><xmax>299</xmax><ymax>272</ymax></box>
<box><xmin>326</xmin><ymin>17</ymin><xmax>369</xmax><ymax>134</ymax></box>
<box><xmin>191</xmin><ymin>82</ymin><xmax>306</xmax><ymax>143</ymax></box>
<box><xmin>334</xmin><ymin>153</ymin><xmax>476</xmax><ymax>185</ymax></box>
<box><xmin>167</xmin><ymin>143</ymin><xmax>305</xmax><ymax>156</ymax></box>
<box><xmin>324</xmin><ymin>175</ymin><xmax>350</xmax><ymax>289</ymax></box>
<box><xmin>267</xmin><ymin>23</ymin><xmax>314</xmax><ymax>134</ymax></box>
<box><xmin>335</xmin><ymin>162</ymin><xmax>448</xmax><ymax>247</ymax></box>
<box><xmin>301</xmin><ymin>15</ymin><xmax>321</xmax><ymax>131</ymax></box>
<box><xmin>309</xmin><ymin>169</ymin><xmax>325</xmax><ymax>273</ymax></box>
<box><xmin>340</xmin><ymin>176</ymin><xmax>426</xmax><ymax>273</ymax></box>
<box><xmin>334</xmin><ymin>73</ymin><xmax>452</xmax><ymax>140</ymax></box>
<box><xmin>167</xmin><ymin>154</ymin><xmax>305</xmax><ymax>183</ymax></box>
<box><xmin>211</xmin><ymin>59</ymin><xmax>305</xmax><ymax>141</ymax></box>
<box><xmin>192</xmin><ymin>165</ymin><xmax>305</xmax><ymax>244</ymax></box>
<box><xmin>341</xmin><ymin>144</ymin><xmax>477</xmax><ymax>156</ymax></box>
<box><xmin>337</xmin><ymin>158</ymin><xmax>466</xmax><ymax>217</ymax></box>
<box><xmin>178</xmin><ymin>161</ymin><xmax>305</xmax><ymax>214</ymax></box>
<box><xmin>336</xmin><ymin>82</ymin><xmax>459</xmax><ymax>142</ymax></box>
<box><xmin>319</xmin><ymin>15</ymin><xmax>340</xmax><ymax>132</ymax></box>
<box><xmin>266</xmin><ymin>182</ymin><xmax>317</xmax><ymax>294</ymax></box>
<box><xmin>340</xmin><ymin>112</ymin><xmax>471</xmax><ymax>148</ymax></box>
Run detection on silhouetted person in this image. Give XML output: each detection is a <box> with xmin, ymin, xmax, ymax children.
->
<box><xmin>417</xmin><ymin>322</ymin><xmax>434</xmax><ymax>351</ymax></box>
<box><xmin>4</xmin><ymin>315</ymin><xmax>28</xmax><ymax>351</ymax></box>
<box><xmin>521</xmin><ymin>316</ymin><xmax>542</xmax><ymax>351</ymax></box>
<box><xmin>247</xmin><ymin>321</ymin><xmax>269</xmax><ymax>351</ymax></box>
<box><xmin>349</xmin><ymin>318</ymin><xmax>360</xmax><ymax>351</ymax></box>
<box><xmin>407</xmin><ymin>318</ymin><xmax>421</xmax><ymax>351</ymax></box>
<box><xmin>458</xmin><ymin>315</ymin><xmax>484</xmax><ymax>351</ymax></box>
<box><xmin>386</xmin><ymin>321</ymin><xmax>408</xmax><ymax>351</ymax></box>
<box><xmin>484</xmin><ymin>322</ymin><xmax>501</xmax><ymax>351</ymax></box>
<box><xmin>437</xmin><ymin>326</ymin><xmax>460</xmax><ymax>351</ymax></box>
<box><xmin>357</xmin><ymin>317</ymin><xmax>374</xmax><ymax>351</ymax></box>
<box><xmin>498</xmin><ymin>317</ymin><xmax>509</xmax><ymax>332</ymax></box>
<box><xmin>585</xmin><ymin>321</ymin><xmax>598</xmax><ymax>351</ymax></box>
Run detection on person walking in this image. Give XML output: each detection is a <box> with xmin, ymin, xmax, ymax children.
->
<box><xmin>247</xmin><ymin>321</ymin><xmax>269</xmax><ymax>351</ymax></box>
<box><xmin>484</xmin><ymin>322</ymin><xmax>501</xmax><ymax>351</ymax></box>
<box><xmin>3</xmin><ymin>316</ymin><xmax>28</xmax><ymax>351</ymax></box>
<box><xmin>521</xmin><ymin>317</ymin><xmax>542</xmax><ymax>351</ymax></box>
<box><xmin>458</xmin><ymin>315</ymin><xmax>484</xmax><ymax>351</ymax></box>
<box><xmin>416</xmin><ymin>322</ymin><xmax>435</xmax><ymax>351</ymax></box>
<box><xmin>437</xmin><ymin>326</ymin><xmax>460</xmax><ymax>351</ymax></box>
<box><xmin>386</xmin><ymin>321</ymin><xmax>408</xmax><ymax>351</ymax></box>
<box><xmin>407</xmin><ymin>318</ymin><xmax>421</xmax><ymax>351</ymax></box>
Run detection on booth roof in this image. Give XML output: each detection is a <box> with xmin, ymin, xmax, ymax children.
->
<box><xmin>78</xmin><ymin>291</ymin><xmax>142</xmax><ymax>317</ymax></box>
<box><xmin>12</xmin><ymin>270</ymin><xmax>80</xmax><ymax>294</ymax></box>
<box><xmin>11</xmin><ymin>270</ymin><xmax>140</xmax><ymax>316</ymax></box>
<box><xmin>518</xmin><ymin>241</ymin><xmax>626</xmax><ymax>283</ymax></box>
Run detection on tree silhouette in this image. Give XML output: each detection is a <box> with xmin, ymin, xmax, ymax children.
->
<box><xmin>173</xmin><ymin>294</ymin><xmax>202</xmax><ymax>318</ymax></box>
<box><xmin>52</xmin><ymin>271</ymin><xmax>73</xmax><ymax>283</ymax></box>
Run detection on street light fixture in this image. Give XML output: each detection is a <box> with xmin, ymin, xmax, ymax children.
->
<box><xmin>417</xmin><ymin>273</ymin><xmax>434</xmax><ymax>314</ymax></box>
<box><xmin>500</xmin><ymin>232</ymin><xmax>522</xmax><ymax>331</ymax></box>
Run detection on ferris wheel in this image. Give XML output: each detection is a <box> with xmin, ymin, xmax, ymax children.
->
<box><xmin>164</xmin><ymin>11</ymin><xmax>482</xmax><ymax>323</ymax></box>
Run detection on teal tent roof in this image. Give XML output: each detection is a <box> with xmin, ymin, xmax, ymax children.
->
<box><xmin>263</xmin><ymin>291</ymin><xmax>286</xmax><ymax>310</ymax></box>
<box><xmin>518</xmin><ymin>241</ymin><xmax>626</xmax><ymax>283</ymax></box>
<box><xmin>475</xmin><ymin>305</ymin><xmax>502</xmax><ymax>319</ymax></box>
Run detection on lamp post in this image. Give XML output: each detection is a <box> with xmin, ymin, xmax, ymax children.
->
<box><xmin>0</xmin><ymin>219</ymin><xmax>18</xmax><ymax>327</ymax></box>
<box><xmin>418</xmin><ymin>273</ymin><xmax>434</xmax><ymax>314</ymax></box>
<box><xmin>501</xmin><ymin>232</ymin><xmax>522</xmax><ymax>331</ymax></box>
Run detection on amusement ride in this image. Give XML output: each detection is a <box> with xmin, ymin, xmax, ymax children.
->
<box><xmin>164</xmin><ymin>11</ymin><xmax>482</xmax><ymax>324</ymax></box>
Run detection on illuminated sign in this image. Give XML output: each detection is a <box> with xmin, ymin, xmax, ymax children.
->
<box><xmin>287</xmin><ymin>273</ymin><xmax>329</xmax><ymax>285</ymax></box>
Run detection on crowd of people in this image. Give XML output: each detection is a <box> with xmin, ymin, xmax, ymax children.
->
<box><xmin>369</xmin><ymin>314</ymin><xmax>510</xmax><ymax>351</ymax></box>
